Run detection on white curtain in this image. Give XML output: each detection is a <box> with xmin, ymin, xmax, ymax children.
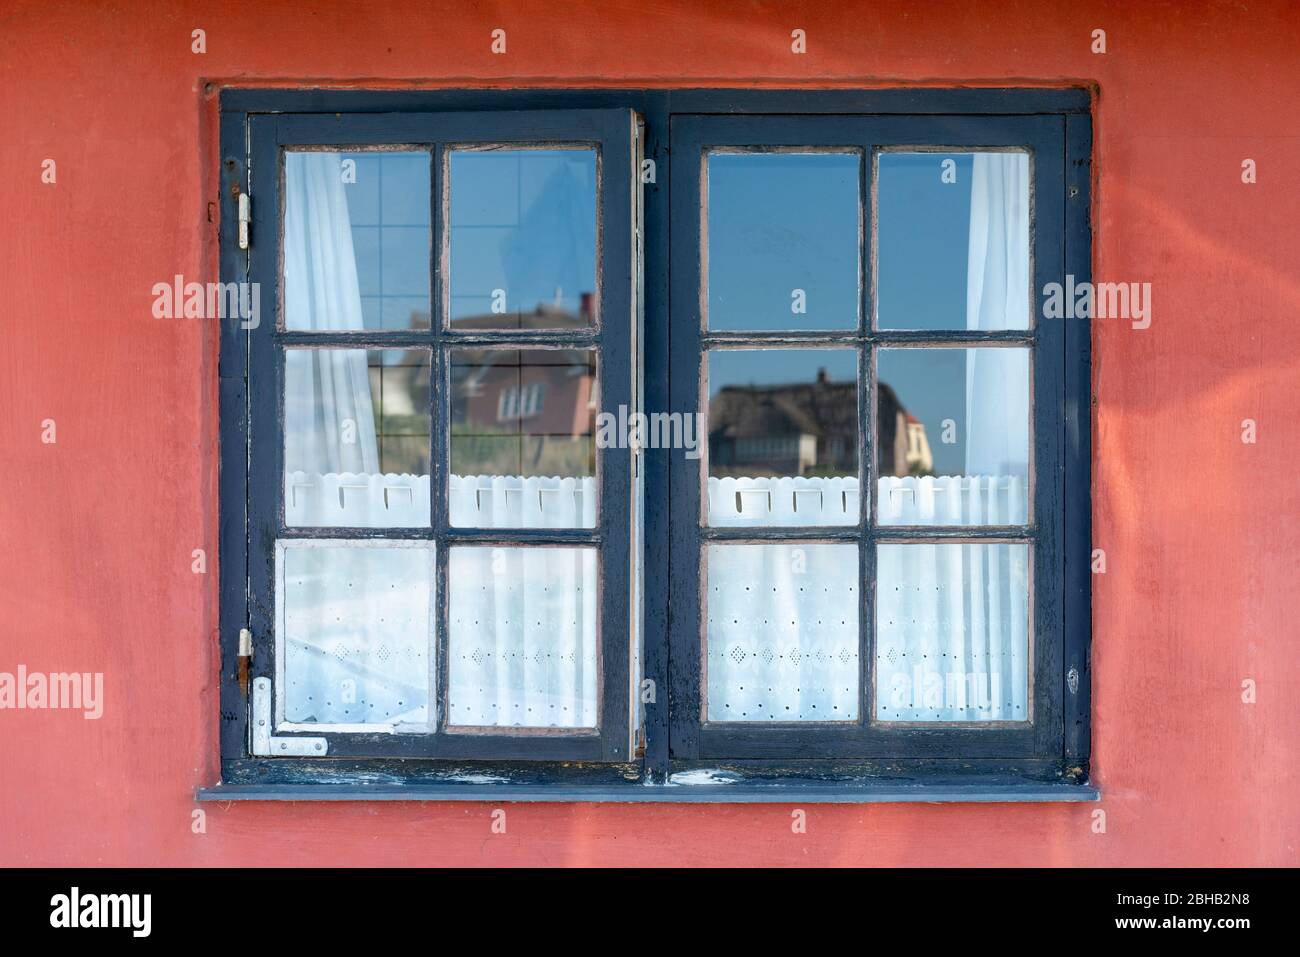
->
<box><xmin>965</xmin><ymin>152</ymin><xmax>1030</xmax><ymax>477</ymax></box>
<box><xmin>870</xmin><ymin>151</ymin><xmax>1030</xmax><ymax>722</ymax></box>
<box><xmin>283</xmin><ymin>152</ymin><xmax>379</xmax><ymax>477</ymax></box>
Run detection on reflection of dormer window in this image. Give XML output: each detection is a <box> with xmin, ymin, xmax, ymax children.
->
<box><xmin>497</xmin><ymin>383</ymin><xmax>546</xmax><ymax>421</ymax></box>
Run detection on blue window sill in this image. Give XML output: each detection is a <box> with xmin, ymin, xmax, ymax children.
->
<box><xmin>197</xmin><ymin>781</ymin><xmax>1098</xmax><ymax>804</ymax></box>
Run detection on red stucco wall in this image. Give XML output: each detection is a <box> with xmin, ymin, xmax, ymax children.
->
<box><xmin>2</xmin><ymin>0</ymin><xmax>1297</xmax><ymax>867</ymax></box>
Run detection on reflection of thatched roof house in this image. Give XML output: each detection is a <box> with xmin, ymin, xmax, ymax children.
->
<box><xmin>709</xmin><ymin>370</ymin><xmax>931</xmax><ymax>478</ymax></box>
<box><xmin>709</xmin><ymin>368</ymin><xmax>857</xmax><ymax>477</ymax></box>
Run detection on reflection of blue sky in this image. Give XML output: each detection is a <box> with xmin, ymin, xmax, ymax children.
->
<box><xmin>340</xmin><ymin>151</ymin><xmax>431</xmax><ymax>330</ymax></box>
<box><xmin>876</xmin><ymin>153</ymin><xmax>972</xmax><ymax>329</ymax></box>
<box><xmin>708</xmin><ymin>153</ymin><xmax>859</xmax><ymax>331</ymax></box>
<box><xmin>877</xmin><ymin>348</ymin><xmax>970</xmax><ymax>475</ymax></box>
<box><xmin>709</xmin><ymin>348</ymin><xmax>856</xmax><ymax>397</ymax></box>
<box><xmin>449</xmin><ymin>149</ymin><xmax>597</xmax><ymax>319</ymax></box>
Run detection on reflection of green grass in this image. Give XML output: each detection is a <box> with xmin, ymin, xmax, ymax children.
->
<box><xmin>452</xmin><ymin>430</ymin><xmax>593</xmax><ymax>477</ymax></box>
<box><xmin>379</xmin><ymin>413</ymin><xmax>428</xmax><ymax>434</ymax></box>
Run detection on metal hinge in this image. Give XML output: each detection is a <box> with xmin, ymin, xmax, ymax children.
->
<box><xmin>237</xmin><ymin>192</ymin><xmax>251</xmax><ymax>250</ymax></box>
<box><xmin>237</xmin><ymin>627</ymin><xmax>252</xmax><ymax>697</ymax></box>
<box><xmin>251</xmin><ymin>676</ymin><xmax>327</xmax><ymax>756</ymax></box>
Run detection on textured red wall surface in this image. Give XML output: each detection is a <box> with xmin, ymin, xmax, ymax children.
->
<box><xmin>2</xmin><ymin>0</ymin><xmax>1297</xmax><ymax>866</ymax></box>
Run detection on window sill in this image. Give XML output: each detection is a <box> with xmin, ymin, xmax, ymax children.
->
<box><xmin>197</xmin><ymin>779</ymin><xmax>1098</xmax><ymax>804</ymax></box>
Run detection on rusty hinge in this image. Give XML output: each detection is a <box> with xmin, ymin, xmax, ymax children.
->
<box><xmin>237</xmin><ymin>627</ymin><xmax>253</xmax><ymax>697</ymax></box>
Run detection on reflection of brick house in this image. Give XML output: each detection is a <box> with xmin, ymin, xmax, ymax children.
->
<box><xmin>449</xmin><ymin>303</ymin><xmax>596</xmax><ymax>476</ymax></box>
<box><xmin>709</xmin><ymin>369</ymin><xmax>931</xmax><ymax>477</ymax></box>
<box><xmin>453</xmin><ymin>348</ymin><xmax>595</xmax><ymax>441</ymax></box>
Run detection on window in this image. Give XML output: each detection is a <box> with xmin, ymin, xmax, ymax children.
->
<box><xmin>213</xmin><ymin>91</ymin><xmax>1093</xmax><ymax>801</ymax></box>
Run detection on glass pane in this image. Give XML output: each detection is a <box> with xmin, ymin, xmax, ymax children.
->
<box><xmin>447</xmin><ymin>546</ymin><xmax>598</xmax><ymax>728</ymax></box>
<box><xmin>285</xmin><ymin>348</ymin><xmax>431</xmax><ymax>528</ymax></box>
<box><xmin>707</xmin><ymin>152</ymin><xmax>859</xmax><ymax>331</ymax></box>
<box><xmin>449</xmin><ymin>148</ymin><xmax>597</xmax><ymax>331</ymax></box>
<box><xmin>875</xmin><ymin>542</ymin><xmax>1029</xmax><ymax>722</ymax></box>
<box><xmin>876</xmin><ymin>151</ymin><xmax>1029</xmax><ymax>330</ymax></box>
<box><xmin>705</xmin><ymin>543</ymin><xmax>859</xmax><ymax>721</ymax></box>
<box><xmin>284</xmin><ymin>151</ymin><xmax>431</xmax><ymax>331</ymax></box>
<box><xmin>707</xmin><ymin>349</ymin><xmax>858</xmax><ymax>526</ymax></box>
<box><xmin>449</xmin><ymin>348</ymin><xmax>596</xmax><ymax>529</ymax></box>
<box><xmin>876</xmin><ymin>347</ymin><xmax>1028</xmax><ymax>526</ymax></box>
<box><xmin>279</xmin><ymin>542</ymin><xmax>434</xmax><ymax>728</ymax></box>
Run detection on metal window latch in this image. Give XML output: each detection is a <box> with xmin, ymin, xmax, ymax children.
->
<box><xmin>251</xmin><ymin>676</ymin><xmax>328</xmax><ymax>757</ymax></box>
<box><xmin>237</xmin><ymin>192</ymin><xmax>251</xmax><ymax>250</ymax></box>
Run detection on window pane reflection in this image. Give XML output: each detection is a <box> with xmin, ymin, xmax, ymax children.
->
<box><xmin>875</xmin><ymin>542</ymin><xmax>1029</xmax><ymax>722</ymax></box>
<box><xmin>284</xmin><ymin>151</ymin><xmax>431</xmax><ymax>331</ymax></box>
<box><xmin>876</xmin><ymin>347</ymin><xmax>1029</xmax><ymax>526</ymax></box>
<box><xmin>707</xmin><ymin>349</ymin><xmax>858</xmax><ymax>526</ymax></box>
<box><xmin>706</xmin><ymin>543</ymin><xmax>859</xmax><ymax>721</ymax></box>
<box><xmin>280</xmin><ymin>541</ymin><xmax>434</xmax><ymax>728</ymax></box>
<box><xmin>447</xmin><ymin>546</ymin><xmax>597</xmax><ymax>728</ymax></box>
<box><xmin>450</xmin><ymin>349</ymin><xmax>597</xmax><ymax>528</ymax></box>
<box><xmin>285</xmin><ymin>348</ymin><xmax>431</xmax><ymax>528</ymax></box>
<box><xmin>707</xmin><ymin>152</ymin><xmax>859</xmax><ymax>332</ymax></box>
<box><xmin>876</xmin><ymin>151</ymin><xmax>1029</xmax><ymax>331</ymax></box>
<box><xmin>449</xmin><ymin>149</ymin><xmax>597</xmax><ymax>331</ymax></box>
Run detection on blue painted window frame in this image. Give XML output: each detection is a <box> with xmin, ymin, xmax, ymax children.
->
<box><xmin>212</xmin><ymin>89</ymin><xmax>1092</xmax><ymax>801</ymax></box>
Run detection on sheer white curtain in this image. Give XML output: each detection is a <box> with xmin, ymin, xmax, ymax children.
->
<box><xmin>872</xmin><ymin>152</ymin><xmax>1030</xmax><ymax>722</ymax></box>
<box><xmin>283</xmin><ymin>151</ymin><xmax>383</xmax><ymax>523</ymax></box>
<box><xmin>446</xmin><ymin>477</ymin><xmax>598</xmax><ymax>730</ymax></box>
<box><xmin>279</xmin><ymin>151</ymin><xmax>596</xmax><ymax>730</ymax></box>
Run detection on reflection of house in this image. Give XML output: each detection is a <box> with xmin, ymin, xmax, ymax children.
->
<box><xmin>709</xmin><ymin>370</ymin><xmax>932</xmax><ymax>478</ymax></box>
<box><xmin>449</xmin><ymin>301</ymin><xmax>596</xmax><ymax>477</ymax></box>
<box><xmin>454</xmin><ymin>348</ymin><xmax>594</xmax><ymax>442</ymax></box>
<box><xmin>876</xmin><ymin>382</ymin><xmax>933</xmax><ymax>477</ymax></box>
<box><xmin>904</xmin><ymin>413</ymin><xmax>933</xmax><ymax>475</ymax></box>
<box><xmin>709</xmin><ymin>368</ymin><xmax>857</xmax><ymax>477</ymax></box>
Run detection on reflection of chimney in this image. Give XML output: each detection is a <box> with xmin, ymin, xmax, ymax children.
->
<box><xmin>580</xmin><ymin>292</ymin><xmax>594</xmax><ymax>319</ymax></box>
<box><xmin>816</xmin><ymin>367</ymin><xmax>828</xmax><ymax>385</ymax></box>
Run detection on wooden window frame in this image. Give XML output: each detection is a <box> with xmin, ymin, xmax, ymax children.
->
<box><xmin>208</xmin><ymin>88</ymin><xmax>1093</xmax><ymax>803</ymax></box>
